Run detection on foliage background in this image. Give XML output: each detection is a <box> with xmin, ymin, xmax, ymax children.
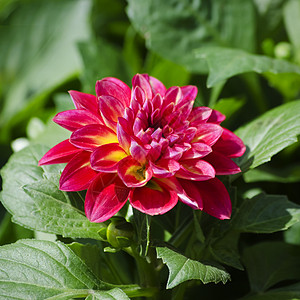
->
<box><xmin>0</xmin><ymin>0</ymin><xmax>300</xmax><ymax>299</ymax></box>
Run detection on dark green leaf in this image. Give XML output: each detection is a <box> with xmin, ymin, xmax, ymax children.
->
<box><xmin>0</xmin><ymin>212</ymin><xmax>33</xmax><ymax>246</ymax></box>
<box><xmin>127</xmin><ymin>0</ymin><xmax>256</xmax><ymax>72</ymax></box>
<box><xmin>242</xmin><ymin>282</ymin><xmax>300</xmax><ymax>300</ymax></box>
<box><xmin>235</xmin><ymin>100</ymin><xmax>300</xmax><ymax>170</ymax></box>
<box><xmin>0</xmin><ymin>0</ymin><xmax>91</xmax><ymax>142</ymax></box>
<box><xmin>156</xmin><ymin>246</ymin><xmax>230</xmax><ymax>289</ymax></box>
<box><xmin>0</xmin><ymin>239</ymin><xmax>104</xmax><ymax>299</ymax></box>
<box><xmin>1</xmin><ymin>144</ymin><xmax>106</xmax><ymax>239</ymax></box>
<box><xmin>78</xmin><ymin>38</ymin><xmax>132</xmax><ymax>94</ymax></box>
<box><xmin>233</xmin><ymin>193</ymin><xmax>300</xmax><ymax>233</ymax></box>
<box><xmin>242</xmin><ymin>241</ymin><xmax>300</xmax><ymax>292</ymax></box>
<box><xmin>195</xmin><ymin>47</ymin><xmax>300</xmax><ymax>87</ymax></box>
<box><xmin>133</xmin><ymin>209</ymin><xmax>151</xmax><ymax>257</ymax></box>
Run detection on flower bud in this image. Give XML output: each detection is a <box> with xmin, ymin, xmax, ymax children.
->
<box><xmin>106</xmin><ymin>217</ymin><xmax>134</xmax><ymax>249</ymax></box>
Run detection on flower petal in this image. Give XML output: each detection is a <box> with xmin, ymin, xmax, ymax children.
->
<box><xmin>117</xmin><ymin>156</ymin><xmax>152</xmax><ymax>187</ymax></box>
<box><xmin>117</xmin><ymin>118</ymin><xmax>132</xmax><ymax>152</ymax></box>
<box><xmin>96</xmin><ymin>77</ymin><xmax>131</xmax><ymax>107</ymax></box>
<box><xmin>176</xmin><ymin>159</ymin><xmax>215</xmax><ymax>181</ymax></box>
<box><xmin>181</xmin><ymin>142</ymin><xmax>212</xmax><ymax>160</ymax></box>
<box><xmin>91</xmin><ymin>143</ymin><xmax>128</xmax><ymax>172</ymax></box>
<box><xmin>70</xmin><ymin>124</ymin><xmax>118</xmax><ymax>150</ymax></box>
<box><xmin>150</xmin><ymin>159</ymin><xmax>180</xmax><ymax>178</ymax></box>
<box><xmin>193</xmin><ymin>123</ymin><xmax>223</xmax><ymax>146</ymax></box>
<box><xmin>68</xmin><ymin>90</ymin><xmax>98</xmax><ymax>113</ymax></box>
<box><xmin>59</xmin><ymin>151</ymin><xmax>97</xmax><ymax>191</ymax></box>
<box><xmin>149</xmin><ymin>76</ymin><xmax>166</xmax><ymax>96</ymax></box>
<box><xmin>129</xmin><ymin>179</ymin><xmax>178</xmax><ymax>215</ymax></box>
<box><xmin>204</xmin><ymin>152</ymin><xmax>241</xmax><ymax>175</ymax></box>
<box><xmin>85</xmin><ymin>173</ymin><xmax>130</xmax><ymax>223</ymax></box>
<box><xmin>180</xmin><ymin>85</ymin><xmax>198</xmax><ymax>103</ymax></box>
<box><xmin>207</xmin><ymin>109</ymin><xmax>226</xmax><ymax>124</ymax></box>
<box><xmin>132</xmin><ymin>74</ymin><xmax>153</xmax><ymax>100</ymax></box>
<box><xmin>99</xmin><ymin>95</ymin><xmax>125</xmax><ymax>130</ymax></box>
<box><xmin>38</xmin><ymin>139</ymin><xmax>81</xmax><ymax>166</ymax></box>
<box><xmin>177</xmin><ymin>178</ymin><xmax>203</xmax><ymax>209</ymax></box>
<box><xmin>212</xmin><ymin>128</ymin><xmax>246</xmax><ymax>158</ymax></box>
<box><xmin>53</xmin><ymin>109</ymin><xmax>103</xmax><ymax>131</ymax></box>
<box><xmin>196</xmin><ymin>178</ymin><xmax>232</xmax><ymax>220</ymax></box>
<box><xmin>188</xmin><ymin>107</ymin><xmax>212</xmax><ymax>125</ymax></box>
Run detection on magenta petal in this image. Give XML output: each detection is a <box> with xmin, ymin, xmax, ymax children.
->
<box><xmin>204</xmin><ymin>152</ymin><xmax>241</xmax><ymax>175</ymax></box>
<box><xmin>117</xmin><ymin>156</ymin><xmax>152</xmax><ymax>187</ymax></box>
<box><xmin>99</xmin><ymin>95</ymin><xmax>125</xmax><ymax>130</ymax></box>
<box><xmin>207</xmin><ymin>109</ymin><xmax>226</xmax><ymax>124</ymax></box>
<box><xmin>68</xmin><ymin>90</ymin><xmax>98</xmax><ymax>113</ymax></box>
<box><xmin>85</xmin><ymin>173</ymin><xmax>129</xmax><ymax>223</ymax></box>
<box><xmin>177</xmin><ymin>178</ymin><xmax>203</xmax><ymax>209</ymax></box>
<box><xmin>129</xmin><ymin>179</ymin><xmax>178</xmax><ymax>215</ymax></box>
<box><xmin>176</xmin><ymin>159</ymin><xmax>215</xmax><ymax>181</ymax></box>
<box><xmin>90</xmin><ymin>143</ymin><xmax>127</xmax><ymax>172</ymax></box>
<box><xmin>180</xmin><ymin>85</ymin><xmax>198</xmax><ymax>102</ymax></box>
<box><xmin>53</xmin><ymin>109</ymin><xmax>103</xmax><ymax>131</ymax></box>
<box><xmin>181</xmin><ymin>142</ymin><xmax>212</xmax><ymax>160</ymax></box>
<box><xmin>149</xmin><ymin>76</ymin><xmax>166</xmax><ymax>96</ymax></box>
<box><xmin>164</xmin><ymin>86</ymin><xmax>183</xmax><ymax>106</ymax></box>
<box><xmin>150</xmin><ymin>159</ymin><xmax>180</xmax><ymax>178</ymax></box>
<box><xmin>38</xmin><ymin>139</ymin><xmax>81</xmax><ymax>166</ymax></box>
<box><xmin>193</xmin><ymin>123</ymin><xmax>223</xmax><ymax>146</ymax></box>
<box><xmin>132</xmin><ymin>74</ymin><xmax>153</xmax><ymax>100</ymax></box>
<box><xmin>70</xmin><ymin>124</ymin><xmax>118</xmax><ymax>150</ymax></box>
<box><xmin>196</xmin><ymin>178</ymin><xmax>232</xmax><ymax>220</ymax></box>
<box><xmin>96</xmin><ymin>77</ymin><xmax>131</xmax><ymax>107</ymax></box>
<box><xmin>117</xmin><ymin>119</ymin><xmax>132</xmax><ymax>152</ymax></box>
<box><xmin>213</xmin><ymin>128</ymin><xmax>246</xmax><ymax>158</ymax></box>
<box><xmin>59</xmin><ymin>151</ymin><xmax>97</xmax><ymax>191</ymax></box>
<box><xmin>188</xmin><ymin>107</ymin><xmax>212</xmax><ymax>125</ymax></box>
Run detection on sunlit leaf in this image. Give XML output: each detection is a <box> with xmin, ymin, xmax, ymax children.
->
<box><xmin>157</xmin><ymin>246</ymin><xmax>230</xmax><ymax>289</ymax></box>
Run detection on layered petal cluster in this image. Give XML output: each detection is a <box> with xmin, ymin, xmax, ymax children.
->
<box><xmin>39</xmin><ymin>74</ymin><xmax>245</xmax><ymax>222</ymax></box>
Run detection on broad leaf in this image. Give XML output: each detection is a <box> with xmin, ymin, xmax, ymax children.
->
<box><xmin>0</xmin><ymin>239</ymin><xmax>104</xmax><ymax>299</ymax></box>
<box><xmin>244</xmin><ymin>165</ymin><xmax>300</xmax><ymax>183</ymax></box>
<box><xmin>242</xmin><ymin>241</ymin><xmax>300</xmax><ymax>292</ymax></box>
<box><xmin>156</xmin><ymin>246</ymin><xmax>230</xmax><ymax>289</ymax></box>
<box><xmin>127</xmin><ymin>0</ymin><xmax>256</xmax><ymax>73</ymax></box>
<box><xmin>1</xmin><ymin>144</ymin><xmax>106</xmax><ymax>239</ymax></box>
<box><xmin>285</xmin><ymin>222</ymin><xmax>300</xmax><ymax>245</ymax></box>
<box><xmin>233</xmin><ymin>193</ymin><xmax>300</xmax><ymax>233</ymax></box>
<box><xmin>195</xmin><ymin>47</ymin><xmax>300</xmax><ymax>87</ymax></box>
<box><xmin>234</xmin><ymin>100</ymin><xmax>300</xmax><ymax>170</ymax></box>
<box><xmin>284</xmin><ymin>0</ymin><xmax>300</xmax><ymax>50</ymax></box>
<box><xmin>86</xmin><ymin>288</ymin><xmax>130</xmax><ymax>300</ymax></box>
<box><xmin>0</xmin><ymin>0</ymin><xmax>91</xmax><ymax>142</ymax></box>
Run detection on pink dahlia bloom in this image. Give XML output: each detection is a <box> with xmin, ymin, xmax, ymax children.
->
<box><xmin>39</xmin><ymin>74</ymin><xmax>245</xmax><ymax>222</ymax></box>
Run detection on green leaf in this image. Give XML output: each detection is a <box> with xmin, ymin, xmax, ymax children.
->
<box><xmin>285</xmin><ymin>222</ymin><xmax>300</xmax><ymax>245</ymax></box>
<box><xmin>244</xmin><ymin>165</ymin><xmax>300</xmax><ymax>183</ymax></box>
<box><xmin>234</xmin><ymin>100</ymin><xmax>300</xmax><ymax>170</ymax></box>
<box><xmin>0</xmin><ymin>239</ymin><xmax>104</xmax><ymax>299</ymax></box>
<box><xmin>0</xmin><ymin>212</ymin><xmax>33</xmax><ymax>246</ymax></box>
<box><xmin>242</xmin><ymin>241</ymin><xmax>300</xmax><ymax>292</ymax></box>
<box><xmin>156</xmin><ymin>246</ymin><xmax>230</xmax><ymax>289</ymax></box>
<box><xmin>0</xmin><ymin>0</ymin><xmax>91</xmax><ymax>142</ymax></box>
<box><xmin>242</xmin><ymin>282</ymin><xmax>300</xmax><ymax>300</ymax></box>
<box><xmin>127</xmin><ymin>0</ymin><xmax>256</xmax><ymax>73</ymax></box>
<box><xmin>86</xmin><ymin>288</ymin><xmax>130</xmax><ymax>300</ymax></box>
<box><xmin>195</xmin><ymin>47</ymin><xmax>300</xmax><ymax>87</ymax></box>
<box><xmin>1</xmin><ymin>144</ymin><xmax>106</xmax><ymax>239</ymax></box>
<box><xmin>284</xmin><ymin>0</ymin><xmax>300</xmax><ymax>50</ymax></box>
<box><xmin>78</xmin><ymin>38</ymin><xmax>132</xmax><ymax>94</ymax></box>
<box><xmin>233</xmin><ymin>193</ymin><xmax>300</xmax><ymax>233</ymax></box>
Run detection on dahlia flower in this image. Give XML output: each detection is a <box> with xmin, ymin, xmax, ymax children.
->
<box><xmin>39</xmin><ymin>74</ymin><xmax>245</xmax><ymax>222</ymax></box>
